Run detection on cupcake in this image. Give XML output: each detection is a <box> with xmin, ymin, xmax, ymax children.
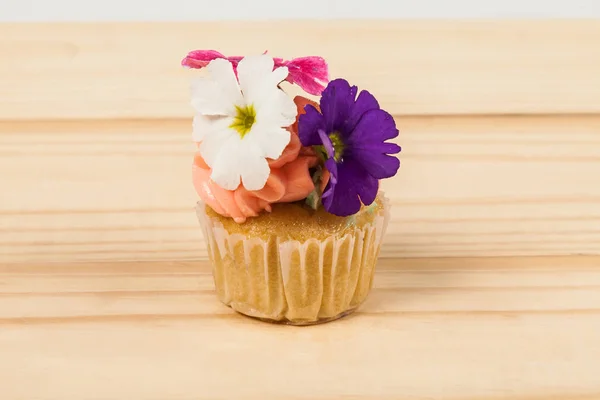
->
<box><xmin>182</xmin><ymin>50</ymin><xmax>401</xmax><ymax>325</ymax></box>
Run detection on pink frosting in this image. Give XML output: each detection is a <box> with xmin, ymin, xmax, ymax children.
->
<box><xmin>192</xmin><ymin>97</ymin><xmax>322</xmax><ymax>223</ymax></box>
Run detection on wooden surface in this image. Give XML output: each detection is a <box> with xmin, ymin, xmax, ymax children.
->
<box><xmin>2</xmin><ymin>21</ymin><xmax>600</xmax><ymax>262</ymax></box>
<box><xmin>2</xmin><ymin>116</ymin><xmax>600</xmax><ymax>263</ymax></box>
<box><xmin>1</xmin><ymin>21</ymin><xmax>600</xmax><ymax>119</ymax></box>
<box><xmin>1</xmin><ymin>256</ymin><xmax>600</xmax><ymax>399</ymax></box>
<box><xmin>2</xmin><ymin>19</ymin><xmax>599</xmax><ymax>400</ymax></box>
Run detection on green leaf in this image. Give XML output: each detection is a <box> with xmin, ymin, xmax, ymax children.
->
<box><xmin>305</xmin><ymin>165</ymin><xmax>324</xmax><ymax>210</ymax></box>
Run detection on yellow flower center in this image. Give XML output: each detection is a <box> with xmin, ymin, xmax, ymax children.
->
<box><xmin>329</xmin><ymin>131</ymin><xmax>345</xmax><ymax>162</ymax></box>
<box><xmin>315</xmin><ymin>131</ymin><xmax>346</xmax><ymax>162</ymax></box>
<box><xmin>230</xmin><ymin>104</ymin><xmax>256</xmax><ymax>138</ymax></box>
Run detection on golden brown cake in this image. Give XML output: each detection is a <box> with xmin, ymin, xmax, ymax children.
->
<box><xmin>197</xmin><ymin>196</ymin><xmax>390</xmax><ymax>324</ymax></box>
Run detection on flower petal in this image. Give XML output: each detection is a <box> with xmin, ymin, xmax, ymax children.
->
<box><xmin>209</xmin><ymin>136</ymin><xmax>244</xmax><ymax>190</ymax></box>
<box><xmin>298</xmin><ymin>104</ymin><xmax>326</xmax><ymax>146</ymax></box>
<box><xmin>349</xmin><ymin>108</ymin><xmax>399</xmax><ymax>143</ymax></box>
<box><xmin>321</xmin><ymin>156</ymin><xmax>338</xmax><ymax>200</ymax></box>
<box><xmin>347</xmin><ymin>108</ymin><xmax>400</xmax><ymax>179</ymax></box>
<box><xmin>211</xmin><ymin>137</ymin><xmax>271</xmax><ymax>191</ymax></box>
<box><xmin>291</xmin><ymin>95</ymin><xmax>320</xmax><ymax>135</ymax></box>
<box><xmin>191</xmin><ymin>59</ymin><xmax>242</xmax><ymax>116</ymax></box>
<box><xmin>285</xmin><ymin>56</ymin><xmax>329</xmax><ymax>96</ymax></box>
<box><xmin>192</xmin><ymin>115</ymin><xmax>208</xmax><ymax>142</ymax></box>
<box><xmin>377</xmin><ymin>142</ymin><xmax>402</xmax><ymax>154</ymax></box>
<box><xmin>343</xmin><ymin>89</ymin><xmax>380</xmax><ymax>134</ymax></box>
<box><xmin>247</xmin><ymin>124</ymin><xmax>291</xmax><ymax>160</ymax></box>
<box><xmin>356</xmin><ymin>152</ymin><xmax>400</xmax><ymax>180</ymax></box>
<box><xmin>322</xmin><ymin>160</ymin><xmax>378</xmax><ymax>216</ymax></box>
<box><xmin>354</xmin><ymin>165</ymin><xmax>379</xmax><ymax>206</ymax></box>
<box><xmin>270</xmin><ymin>66</ymin><xmax>290</xmax><ymax>88</ymax></box>
<box><xmin>181</xmin><ymin>49</ymin><xmax>226</xmax><ymax>69</ymax></box>
<box><xmin>198</xmin><ymin>117</ymin><xmax>236</xmax><ymax>166</ymax></box>
<box><xmin>240</xmin><ymin>144</ymin><xmax>271</xmax><ymax>191</ymax></box>
<box><xmin>318</xmin><ymin>129</ymin><xmax>334</xmax><ymax>158</ymax></box>
<box><xmin>206</xmin><ymin>58</ymin><xmax>243</xmax><ymax>107</ymax></box>
<box><xmin>192</xmin><ymin>114</ymin><xmax>230</xmax><ymax>143</ymax></box>
<box><xmin>319</xmin><ymin>78</ymin><xmax>357</xmax><ymax>133</ymax></box>
<box><xmin>255</xmin><ymin>88</ymin><xmax>297</xmax><ymax>128</ymax></box>
<box><xmin>191</xmin><ymin>79</ymin><xmax>231</xmax><ymax>115</ymax></box>
<box><xmin>237</xmin><ymin>55</ymin><xmax>288</xmax><ymax>106</ymax></box>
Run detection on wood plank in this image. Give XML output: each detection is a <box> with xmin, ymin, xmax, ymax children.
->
<box><xmin>0</xmin><ymin>257</ymin><xmax>599</xmax><ymax>399</ymax></box>
<box><xmin>1</xmin><ymin>21</ymin><xmax>599</xmax><ymax>119</ymax></box>
<box><xmin>2</xmin><ymin>116</ymin><xmax>600</xmax><ymax>262</ymax></box>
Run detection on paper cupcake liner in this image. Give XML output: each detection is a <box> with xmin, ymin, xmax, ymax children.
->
<box><xmin>196</xmin><ymin>196</ymin><xmax>391</xmax><ymax>324</ymax></box>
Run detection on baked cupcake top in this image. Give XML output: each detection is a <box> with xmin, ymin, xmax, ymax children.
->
<box><xmin>182</xmin><ymin>50</ymin><xmax>401</xmax><ymax>223</ymax></box>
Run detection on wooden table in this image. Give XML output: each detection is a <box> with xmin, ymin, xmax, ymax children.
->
<box><xmin>2</xmin><ymin>256</ymin><xmax>599</xmax><ymax>399</ymax></box>
<box><xmin>2</xmin><ymin>20</ymin><xmax>600</xmax><ymax>399</ymax></box>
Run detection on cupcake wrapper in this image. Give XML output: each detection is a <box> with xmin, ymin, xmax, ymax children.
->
<box><xmin>197</xmin><ymin>197</ymin><xmax>391</xmax><ymax>323</ymax></box>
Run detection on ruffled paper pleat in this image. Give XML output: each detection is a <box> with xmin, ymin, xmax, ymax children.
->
<box><xmin>197</xmin><ymin>197</ymin><xmax>390</xmax><ymax>324</ymax></box>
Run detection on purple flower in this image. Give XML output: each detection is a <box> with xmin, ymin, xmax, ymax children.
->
<box><xmin>298</xmin><ymin>78</ymin><xmax>401</xmax><ymax>216</ymax></box>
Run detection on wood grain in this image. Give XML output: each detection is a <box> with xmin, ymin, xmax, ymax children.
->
<box><xmin>1</xmin><ymin>257</ymin><xmax>599</xmax><ymax>399</ymax></box>
<box><xmin>1</xmin><ymin>21</ymin><xmax>599</xmax><ymax>119</ymax></box>
<box><xmin>2</xmin><ymin>116</ymin><xmax>600</xmax><ymax>262</ymax></box>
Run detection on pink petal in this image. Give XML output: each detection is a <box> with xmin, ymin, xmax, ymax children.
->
<box><xmin>285</xmin><ymin>56</ymin><xmax>329</xmax><ymax>95</ymax></box>
<box><xmin>273</xmin><ymin>57</ymin><xmax>287</xmax><ymax>67</ymax></box>
<box><xmin>181</xmin><ymin>50</ymin><xmax>226</xmax><ymax>68</ymax></box>
<box><xmin>181</xmin><ymin>50</ymin><xmax>329</xmax><ymax>95</ymax></box>
<box><xmin>226</xmin><ymin>56</ymin><xmax>243</xmax><ymax>67</ymax></box>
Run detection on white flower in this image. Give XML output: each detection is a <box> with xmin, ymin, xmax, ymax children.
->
<box><xmin>191</xmin><ymin>55</ymin><xmax>297</xmax><ymax>191</ymax></box>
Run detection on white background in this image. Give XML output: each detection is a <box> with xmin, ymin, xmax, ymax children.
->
<box><xmin>2</xmin><ymin>0</ymin><xmax>600</xmax><ymax>21</ymax></box>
